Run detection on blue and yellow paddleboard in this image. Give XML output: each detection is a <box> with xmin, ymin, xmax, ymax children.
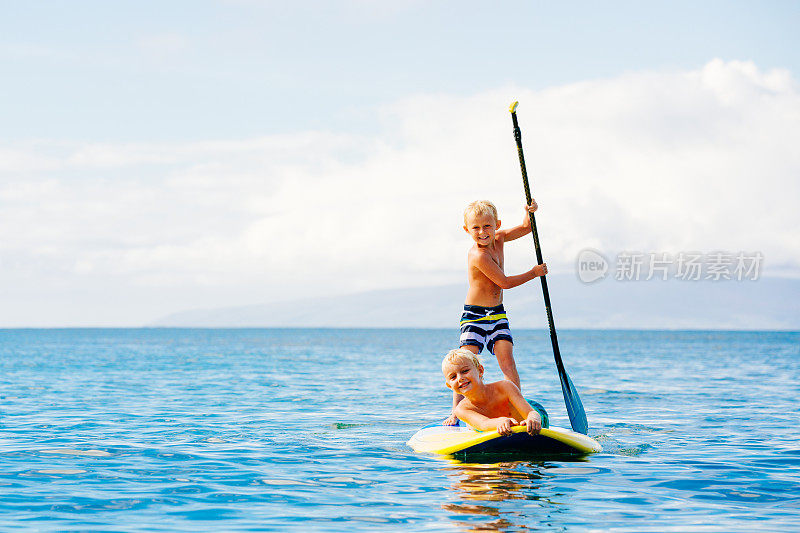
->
<box><xmin>407</xmin><ymin>421</ymin><xmax>602</xmax><ymax>457</ymax></box>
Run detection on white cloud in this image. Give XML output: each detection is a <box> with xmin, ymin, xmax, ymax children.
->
<box><xmin>1</xmin><ymin>59</ymin><xmax>798</xmax><ymax>325</ymax></box>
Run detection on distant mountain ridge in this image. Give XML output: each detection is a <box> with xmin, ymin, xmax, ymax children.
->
<box><xmin>149</xmin><ymin>275</ymin><xmax>800</xmax><ymax>330</ymax></box>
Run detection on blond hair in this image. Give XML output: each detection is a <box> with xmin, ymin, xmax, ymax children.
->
<box><xmin>463</xmin><ymin>200</ymin><xmax>498</xmax><ymax>226</ymax></box>
<box><xmin>442</xmin><ymin>348</ymin><xmax>483</xmax><ymax>375</ymax></box>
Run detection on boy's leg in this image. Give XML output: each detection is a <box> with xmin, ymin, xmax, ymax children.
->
<box><xmin>492</xmin><ymin>340</ymin><xmax>521</xmax><ymax>389</ymax></box>
<box><xmin>461</xmin><ymin>344</ymin><xmax>480</xmax><ymax>355</ymax></box>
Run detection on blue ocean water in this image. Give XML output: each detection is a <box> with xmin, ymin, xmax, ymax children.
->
<box><xmin>1</xmin><ymin>328</ymin><xmax>798</xmax><ymax>531</ymax></box>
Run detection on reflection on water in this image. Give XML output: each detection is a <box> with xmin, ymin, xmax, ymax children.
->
<box><xmin>440</xmin><ymin>454</ymin><xmax>616</xmax><ymax>531</ymax></box>
<box><xmin>442</xmin><ymin>460</ymin><xmax>555</xmax><ymax>531</ymax></box>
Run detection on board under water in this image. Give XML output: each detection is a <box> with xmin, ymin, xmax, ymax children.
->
<box><xmin>408</xmin><ymin>421</ymin><xmax>602</xmax><ymax>457</ymax></box>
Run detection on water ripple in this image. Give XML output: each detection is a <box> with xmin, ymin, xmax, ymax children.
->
<box><xmin>0</xmin><ymin>328</ymin><xmax>798</xmax><ymax>531</ymax></box>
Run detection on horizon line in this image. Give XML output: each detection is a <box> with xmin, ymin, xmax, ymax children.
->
<box><xmin>1</xmin><ymin>326</ymin><xmax>797</xmax><ymax>333</ymax></box>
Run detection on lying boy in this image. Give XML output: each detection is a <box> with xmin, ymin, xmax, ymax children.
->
<box><xmin>442</xmin><ymin>348</ymin><xmax>549</xmax><ymax>435</ymax></box>
<box><xmin>444</xmin><ymin>199</ymin><xmax>547</xmax><ymax>425</ymax></box>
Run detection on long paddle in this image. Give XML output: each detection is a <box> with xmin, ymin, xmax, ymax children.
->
<box><xmin>509</xmin><ymin>101</ymin><xmax>589</xmax><ymax>435</ymax></box>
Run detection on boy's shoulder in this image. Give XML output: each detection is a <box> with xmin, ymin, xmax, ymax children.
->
<box><xmin>453</xmin><ymin>396</ymin><xmax>479</xmax><ymax>417</ymax></box>
<box><xmin>467</xmin><ymin>242</ymin><xmax>498</xmax><ymax>261</ymax></box>
<box><xmin>482</xmin><ymin>380</ymin><xmax>522</xmax><ymax>407</ymax></box>
<box><xmin>466</xmin><ymin>244</ymin><xmax>481</xmax><ymax>262</ymax></box>
<box><xmin>487</xmin><ymin>379</ymin><xmax>517</xmax><ymax>396</ymax></box>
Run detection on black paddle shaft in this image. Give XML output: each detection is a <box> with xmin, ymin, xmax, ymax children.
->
<box><xmin>510</xmin><ymin>103</ymin><xmax>588</xmax><ymax>435</ymax></box>
<box><xmin>510</xmin><ymin>110</ymin><xmax>566</xmax><ymax>374</ymax></box>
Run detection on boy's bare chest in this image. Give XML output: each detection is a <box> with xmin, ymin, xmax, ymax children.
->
<box><xmin>476</xmin><ymin>396</ymin><xmax>514</xmax><ymax>418</ymax></box>
<box><xmin>487</xmin><ymin>245</ymin><xmax>504</xmax><ymax>269</ymax></box>
<box><xmin>478</xmin><ymin>241</ymin><xmax>504</xmax><ymax>269</ymax></box>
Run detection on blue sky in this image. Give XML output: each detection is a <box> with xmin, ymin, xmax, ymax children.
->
<box><xmin>2</xmin><ymin>1</ymin><xmax>797</xmax><ymax>141</ymax></box>
<box><xmin>1</xmin><ymin>1</ymin><xmax>798</xmax><ymax>326</ymax></box>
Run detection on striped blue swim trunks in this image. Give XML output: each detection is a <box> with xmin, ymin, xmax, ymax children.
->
<box><xmin>459</xmin><ymin>304</ymin><xmax>513</xmax><ymax>355</ymax></box>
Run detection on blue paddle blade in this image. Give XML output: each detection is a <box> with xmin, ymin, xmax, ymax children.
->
<box><xmin>559</xmin><ymin>371</ymin><xmax>588</xmax><ymax>435</ymax></box>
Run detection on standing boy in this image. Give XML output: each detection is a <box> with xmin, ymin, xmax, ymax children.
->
<box><xmin>444</xmin><ymin>199</ymin><xmax>547</xmax><ymax>425</ymax></box>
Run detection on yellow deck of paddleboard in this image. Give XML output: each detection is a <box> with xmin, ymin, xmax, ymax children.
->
<box><xmin>407</xmin><ymin>424</ymin><xmax>602</xmax><ymax>455</ymax></box>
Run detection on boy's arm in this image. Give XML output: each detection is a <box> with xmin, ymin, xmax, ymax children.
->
<box><xmin>502</xmin><ymin>381</ymin><xmax>542</xmax><ymax>435</ymax></box>
<box><xmin>472</xmin><ymin>252</ymin><xmax>547</xmax><ymax>290</ymax></box>
<box><xmin>443</xmin><ymin>390</ymin><xmax>463</xmax><ymax>426</ymax></box>
<box><xmin>497</xmin><ymin>201</ymin><xmax>537</xmax><ymax>242</ymax></box>
<box><xmin>455</xmin><ymin>403</ymin><xmax>519</xmax><ymax>436</ymax></box>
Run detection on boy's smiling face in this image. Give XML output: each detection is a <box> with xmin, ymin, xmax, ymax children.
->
<box><xmin>464</xmin><ymin>212</ymin><xmax>500</xmax><ymax>247</ymax></box>
<box><xmin>443</xmin><ymin>357</ymin><xmax>484</xmax><ymax>395</ymax></box>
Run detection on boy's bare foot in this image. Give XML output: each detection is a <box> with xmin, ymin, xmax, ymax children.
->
<box><xmin>443</xmin><ymin>413</ymin><xmax>459</xmax><ymax>426</ymax></box>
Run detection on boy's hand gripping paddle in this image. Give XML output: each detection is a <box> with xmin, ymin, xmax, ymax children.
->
<box><xmin>509</xmin><ymin>101</ymin><xmax>589</xmax><ymax>435</ymax></box>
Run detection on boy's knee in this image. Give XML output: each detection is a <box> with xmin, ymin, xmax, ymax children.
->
<box><xmin>490</xmin><ymin>338</ymin><xmax>513</xmax><ymax>352</ymax></box>
<box><xmin>493</xmin><ymin>345</ymin><xmax>516</xmax><ymax>366</ymax></box>
<box><xmin>460</xmin><ymin>344</ymin><xmax>480</xmax><ymax>355</ymax></box>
